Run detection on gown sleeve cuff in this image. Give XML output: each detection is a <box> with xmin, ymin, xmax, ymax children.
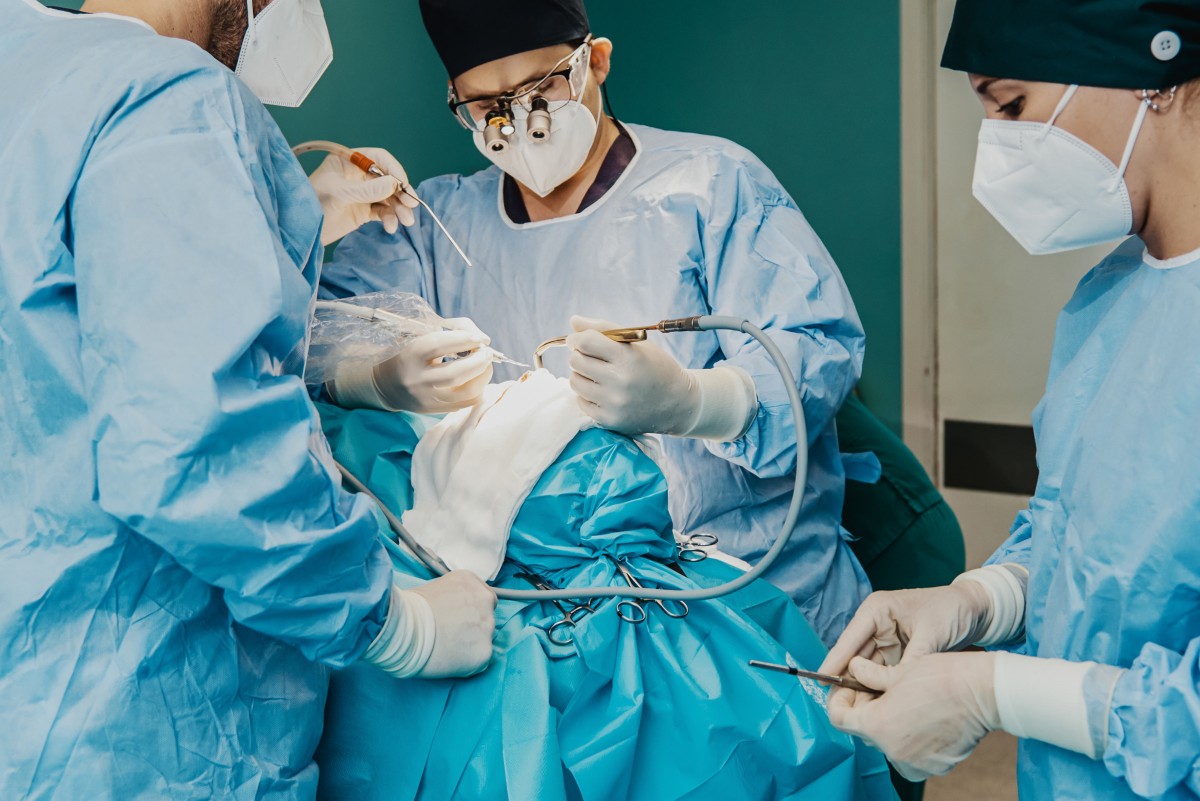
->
<box><xmin>954</xmin><ymin>563</ymin><xmax>1029</xmax><ymax>647</ymax></box>
<box><xmin>329</xmin><ymin>359</ymin><xmax>398</xmax><ymax>412</ymax></box>
<box><xmin>994</xmin><ymin>652</ymin><xmax>1121</xmax><ymax>759</ymax></box>
<box><xmin>360</xmin><ymin>584</ymin><xmax>436</xmax><ymax>678</ymax></box>
<box><xmin>681</xmin><ymin>366</ymin><xmax>759</xmax><ymax>442</ymax></box>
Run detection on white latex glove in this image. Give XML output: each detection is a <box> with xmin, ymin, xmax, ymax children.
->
<box><xmin>330</xmin><ymin>319</ymin><xmax>494</xmax><ymax>414</ymax></box>
<box><xmin>361</xmin><ymin>571</ymin><xmax>497</xmax><ymax>680</ymax></box>
<box><xmin>819</xmin><ymin>582</ymin><xmax>995</xmax><ymax>676</ymax></box>
<box><xmin>566</xmin><ymin>315</ymin><xmax>756</xmax><ymax>439</ymax></box>
<box><xmin>827</xmin><ymin>652</ymin><xmax>1000</xmax><ymax>781</ymax></box>
<box><xmin>411</xmin><ymin>570</ymin><xmax>497</xmax><ymax>679</ymax></box>
<box><xmin>309</xmin><ymin>146</ymin><xmax>420</xmax><ymax>246</ymax></box>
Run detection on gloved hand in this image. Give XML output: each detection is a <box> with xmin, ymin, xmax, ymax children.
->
<box><xmin>330</xmin><ymin>318</ymin><xmax>494</xmax><ymax>414</ymax></box>
<box><xmin>374</xmin><ymin>319</ymin><xmax>494</xmax><ymax>414</ymax></box>
<box><xmin>361</xmin><ymin>571</ymin><xmax>497</xmax><ymax>679</ymax></box>
<box><xmin>411</xmin><ymin>570</ymin><xmax>498</xmax><ymax>679</ymax></box>
<box><xmin>309</xmin><ymin>146</ymin><xmax>420</xmax><ymax>246</ymax></box>
<box><xmin>567</xmin><ymin>316</ymin><xmax>757</xmax><ymax>439</ymax></box>
<box><xmin>827</xmin><ymin>652</ymin><xmax>1000</xmax><ymax>781</ymax></box>
<box><xmin>818</xmin><ymin>582</ymin><xmax>995</xmax><ymax>676</ymax></box>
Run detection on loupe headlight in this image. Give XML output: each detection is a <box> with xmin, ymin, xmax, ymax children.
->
<box><xmin>527</xmin><ymin>97</ymin><xmax>552</xmax><ymax>142</ymax></box>
<box><xmin>483</xmin><ymin>108</ymin><xmax>516</xmax><ymax>153</ymax></box>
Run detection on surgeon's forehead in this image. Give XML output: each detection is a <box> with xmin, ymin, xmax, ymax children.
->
<box><xmin>454</xmin><ymin>43</ymin><xmax>577</xmax><ymax>97</ymax></box>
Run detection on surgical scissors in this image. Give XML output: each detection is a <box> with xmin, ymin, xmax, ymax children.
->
<box><xmin>612</xmin><ymin>561</ymin><xmax>689</xmax><ymax>623</ymax></box>
<box><xmin>514</xmin><ymin>569</ymin><xmax>595</xmax><ymax>646</ymax></box>
<box><xmin>676</xmin><ymin>532</ymin><xmax>719</xmax><ymax>563</ymax></box>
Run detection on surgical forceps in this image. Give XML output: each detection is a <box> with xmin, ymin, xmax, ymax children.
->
<box><xmin>514</xmin><ymin>568</ymin><xmax>595</xmax><ymax>646</ymax></box>
<box><xmin>612</xmin><ymin>561</ymin><xmax>689</xmax><ymax>623</ymax></box>
<box><xmin>676</xmin><ymin>532</ymin><xmax>719</xmax><ymax>563</ymax></box>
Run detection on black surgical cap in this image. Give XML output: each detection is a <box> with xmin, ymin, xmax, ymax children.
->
<box><xmin>419</xmin><ymin>0</ymin><xmax>591</xmax><ymax>79</ymax></box>
<box><xmin>941</xmin><ymin>0</ymin><xmax>1200</xmax><ymax>89</ymax></box>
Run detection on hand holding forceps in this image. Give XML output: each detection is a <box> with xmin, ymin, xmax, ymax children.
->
<box><xmin>612</xmin><ymin>561</ymin><xmax>689</xmax><ymax>623</ymax></box>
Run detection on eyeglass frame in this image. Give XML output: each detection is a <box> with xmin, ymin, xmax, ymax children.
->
<box><xmin>447</xmin><ymin>35</ymin><xmax>594</xmax><ymax>131</ymax></box>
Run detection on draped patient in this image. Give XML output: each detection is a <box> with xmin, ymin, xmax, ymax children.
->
<box><xmin>307</xmin><ymin>296</ymin><xmax>896</xmax><ymax>800</ymax></box>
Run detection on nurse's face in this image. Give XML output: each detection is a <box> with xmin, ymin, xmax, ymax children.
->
<box><xmin>968</xmin><ymin>75</ymin><xmax>1146</xmax><ymax>169</ymax></box>
<box><xmin>969</xmin><ymin>74</ymin><xmax>1157</xmax><ymax>232</ymax></box>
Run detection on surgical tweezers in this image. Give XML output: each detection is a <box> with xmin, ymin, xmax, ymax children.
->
<box><xmin>748</xmin><ymin>660</ymin><xmax>877</xmax><ymax>694</ymax></box>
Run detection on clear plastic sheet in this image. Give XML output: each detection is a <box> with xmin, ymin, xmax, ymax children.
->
<box><xmin>305</xmin><ymin>291</ymin><xmax>443</xmax><ymax>386</ymax></box>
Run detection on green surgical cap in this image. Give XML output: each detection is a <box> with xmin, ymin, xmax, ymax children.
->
<box><xmin>941</xmin><ymin>0</ymin><xmax>1200</xmax><ymax>89</ymax></box>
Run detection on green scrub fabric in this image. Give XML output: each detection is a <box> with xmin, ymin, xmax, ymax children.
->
<box><xmin>837</xmin><ymin>395</ymin><xmax>966</xmax><ymax>593</ymax></box>
<box><xmin>942</xmin><ymin>0</ymin><xmax>1200</xmax><ymax>89</ymax></box>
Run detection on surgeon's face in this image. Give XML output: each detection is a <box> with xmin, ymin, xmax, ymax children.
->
<box><xmin>452</xmin><ymin>40</ymin><xmax>610</xmax><ymax>128</ymax></box>
<box><xmin>207</xmin><ymin>0</ymin><xmax>273</xmax><ymax>70</ymax></box>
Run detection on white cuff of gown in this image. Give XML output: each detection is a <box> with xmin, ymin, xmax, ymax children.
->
<box><xmin>679</xmin><ymin>366</ymin><xmax>758</xmax><ymax>442</ymax></box>
<box><xmin>954</xmin><ymin>563</ymin><xmax>1029</xmax><ymax>647</ymax></box>
<box><xmin>359</xmin><ymin>585</ymin><xmax>436</xmax><ymax>678</ymax></box>
<box><xmin>328</xmin><ymin>360</ymin><xmax>401</xmax><ymax>412</ymax></box>
<box><xmin>994</xmin><ymin>652</ymin><xmax>1124</xmax><ymax>759</ymax></box>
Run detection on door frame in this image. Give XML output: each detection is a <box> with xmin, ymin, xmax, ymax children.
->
<box><xmin>899</xmin><ymin>0</ymin><xmax>940</xmax><ymax>479</ymax></box>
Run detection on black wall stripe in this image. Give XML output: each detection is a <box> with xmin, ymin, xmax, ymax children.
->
<box><xmin>943</xmin><ymin>420</ymin><xmax>1038</xmax><ymax>496</ymax></box>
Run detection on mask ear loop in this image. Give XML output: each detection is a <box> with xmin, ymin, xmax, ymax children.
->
<box><xmin>1109</xmin><ymin>94</ymin><xmax>1153</xmax><ymax>192</ymax></box>
<box><xmin>1038</xmin><ymin>84</ymin><xmax>1080</xmax><ymax>139</ymax></box>
<box><xmin>245</xmin><ymin>0</ymin><xmax>258</xmax><ymax>43</ymax></box>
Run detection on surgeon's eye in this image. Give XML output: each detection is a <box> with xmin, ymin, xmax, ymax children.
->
<box><xmin>997</xmin><ymin>96</ymin><xmax>1025</xmax><ymax>119</ymax></box>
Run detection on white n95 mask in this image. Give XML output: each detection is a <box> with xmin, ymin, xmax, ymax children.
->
<box><xmin>972</xmin><ymin>84</ymin><xmax>1147</xmax><ymax>255</ymax></box>
<box><xmin>474</xmin><ymin>98</ymin><xmax>599</xmax><ymax>198</ymax></box>
<box><xmin>235</xmin><ymin>0</ymin><xmax>332</xmax><ymax>108</ymax></box>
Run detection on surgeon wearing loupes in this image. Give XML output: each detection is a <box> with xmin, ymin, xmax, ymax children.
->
<box><xmin>819</xmin><ymin>2</ymin><xmax>1200</xmax><ymax>799</ymax></box>
<box><xmin>321</xmin><ymin>0</ymin><xmax>872</xmax><ymax>648</ymax></box>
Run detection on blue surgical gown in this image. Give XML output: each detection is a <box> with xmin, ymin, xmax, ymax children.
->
<box><xmin>322</xmin><ymin>123</ymin><xmax>871</xmax><ymax>644</ymax></box>
<box><xmin>986</xmin><ymin>238</ymin><xmax>1200</xmax><ymax>800</ymax></box>
<box><xmin>0</xmin><ymin>4</ymin><xmax>391</xmax><ymax>799</ymax></box>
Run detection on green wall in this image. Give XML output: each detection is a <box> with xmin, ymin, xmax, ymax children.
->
<box><xmin>54</xmin><ymin>0</ymin><xmax>904</xmax><ymax>432</ymax></box>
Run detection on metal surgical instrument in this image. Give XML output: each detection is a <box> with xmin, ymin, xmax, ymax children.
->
<box><xmin>747</xmin><ymin>660</ymin><xmax>877</xmax><ymax>694</ymax></box>
<box><xmin>291</xmin><ymin>140</ymin><xmax>474</xmax><ymax>268</ymax></box>
<box><xmin>613</xmin><ymin>561</ymin><xmax>689</xmax><ymax>623</ymax></box>
<box><xmin>533</xmin><ymin>317</ymin><xmax>713</xmax><ymax>369</ymax></box>
<box><xmin>513</xmin><ymin>567</ymin><xmax>595</xmax><ymax>646</ymax></box>
<box><xmin>312</xmin><ymin>300</ymin><xmax>527</xmax><ymax>368</ymax></box>
<box><xmin>676</xmin><ymin>532</ymin><xmax>718</xmax><ymax>563</ymax></box>
<box><xmin>336</xmin><ymin>314</ymin><xmax>809</xmax><ymax>605</ymax></box>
